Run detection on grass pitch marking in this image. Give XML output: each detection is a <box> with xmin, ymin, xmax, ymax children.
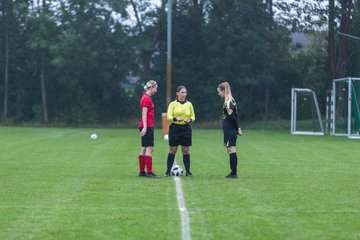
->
<box><xmin>173</xmin><ymin>158</ymin><xmax>191</xmax><ymax>240</ymax></box>
<box><xmin>174</xmin><ymin>176</ymin><xmax>191</xmax><ymax>240</ymax></box>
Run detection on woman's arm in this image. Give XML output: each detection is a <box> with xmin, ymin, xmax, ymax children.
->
<box><xmin>140</xmin><ymin>107</ymin><xmax>148</xmax><ymax>136</ymax></box>
<box><xmin>185</xmin><ymin>103</ymin><xmax>195</xmax><ymax>123</ymax></box>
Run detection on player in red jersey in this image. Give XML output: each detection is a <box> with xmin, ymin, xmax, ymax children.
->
<box><xmin>138</xmin><ymin>80</ymin><xmax>160</xmax><ymax>178</ymax></box>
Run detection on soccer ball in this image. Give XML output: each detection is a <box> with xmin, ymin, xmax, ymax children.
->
<box><xmin>171</xmin><ymin>165</ymin><xmax>183</xmax><ymax>176</ymax></box>
<box><xmin>90</xmin><ymin>133</ymin><xmax>98</xmax><ymax>140</ymax></box>
<box><xmin>163</xmin><ymin>134</ymin><xmax>169</xmax><ymax>140</ymax></box>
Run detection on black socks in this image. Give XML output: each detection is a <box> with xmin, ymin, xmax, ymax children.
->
<box><xmin>167</xmin><ymin>153</ymin><xmax>191</xmax><ymax>174</ymax></box>
<box><xmin>183</xmin><ymin>154</ymin><xmax>190</xmax><ymax>173</ymax></box>
<box><xmin>166</xmin><ymin>153</ymin><xmax>175</xmax><ymax>173</ymax></box>
<box><xmin>229</xmin><ymin>153</ymin><xmax>237</xmax><ymax>174</ymax></box>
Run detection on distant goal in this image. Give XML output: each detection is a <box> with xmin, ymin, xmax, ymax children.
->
<box><xmin>330</xmin><ymin>77</ymin><xmax>360</xmax><ymax>139</ymax></box>
<box><xmin>291</xmin><ymin>88</ymin><xmax>324</xmax><ymax>135</ymax></box>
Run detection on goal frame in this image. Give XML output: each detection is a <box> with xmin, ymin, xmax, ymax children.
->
<box><xmin>291</xmin><ymin>88</ymin><xmax>324</xmax><ymax>135</ymax></box>
<box><xmin>331</xmin><ymin>77</ymin><xmax>360</xmax><ymax>139</ymax></box>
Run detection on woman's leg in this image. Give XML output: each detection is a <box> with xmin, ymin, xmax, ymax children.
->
<box><xmin>166</xmin><ymin>146</ymin><xmax>178</xmax><ymax>175</ymax></box>
<box><xmin>182</xmin><ymin>146</ymin><xmax>191</xmax><ymax>175</ymax></box>
<box><xmin>144</xmin><ymin>147</ymin><xmax>154</xmax><ymax>173</ymax></box>
<box><xmin>227</xmin><ymin>147</ymin><xmax>237</xmax><ymax>176</ymax></box>
<box><xmin>138</xmin><ymin>147</ymin><xmax>146</xmax><ymax>175</ymax></box>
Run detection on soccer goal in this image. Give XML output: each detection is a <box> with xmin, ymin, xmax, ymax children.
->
<box><xmin>330</xmin><ymin>77</ymin><xmax>360</xmax><ymax>139</ymax></box>
<box><xmin>291</xmin><ymin>88</ymin><xmax>324</xmax><ymax>135</ymax></box>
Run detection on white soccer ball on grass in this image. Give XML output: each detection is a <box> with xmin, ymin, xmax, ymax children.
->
<box><xmin>90</xmin><ymin>133</ymin><xmax>98</xmax><ymax>140</ymax></box>
<box><xmin>171</xmin><ymin>165</ymin><xmax>183</xmax><ymax>176</ymax></box>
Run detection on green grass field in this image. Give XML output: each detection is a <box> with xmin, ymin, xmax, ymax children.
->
<box><xmin>0</xmin><ymin>127</ymin><xmax>359</xmax><ymax>240</ymax></box>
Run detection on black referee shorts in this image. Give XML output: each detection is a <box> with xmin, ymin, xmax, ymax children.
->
<box><xmin>139</xmin><ymin>127</ymin><xmax>154</xmax><ymax>147</ymax></box>
<box><xmin>169</xmin><ymin>124</ymin><xmax>192</xmax><ymax>147</ymax></box>
<box><xmin>223</xmin><ymin>127</ymin><xmax>237</xmax><ymax>148</ymax></box>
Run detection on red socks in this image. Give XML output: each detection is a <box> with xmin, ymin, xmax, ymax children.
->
<box><xmin>139</xmin><ymin>155</ymin><xmax>153</xmax><ymax>173</ymax></box>
<box><xmin>144</xmin><ymin>156</ymin><xmax>153</xmax><ymax>173</ymax></box>
<box><xmin>138</xmin><ymin>155</ymin><xmax>145</xmax><ymax>172</ymax></box>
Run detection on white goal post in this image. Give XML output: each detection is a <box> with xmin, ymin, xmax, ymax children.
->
<box><xmin>291</xmin><ymin>88</ymin><xmax>324</xmax><ymax>135</ymax></box>
<box><xmin>330</xmin><ymin>77</ymin><xmax>360</xmax><ymax>139</ymax></box>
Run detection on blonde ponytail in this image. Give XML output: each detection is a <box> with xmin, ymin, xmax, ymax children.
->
<box><xmin>218</xmin><ymin>82</ymin><xmax>233</xmax><ymax>101</ymax></box>
<box><xmin>144</xmin><ymin>80</ymin><xmax>157</xmax><ymax>91</ymax></box>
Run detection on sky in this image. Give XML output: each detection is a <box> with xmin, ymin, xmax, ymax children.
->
<box><xmin>150</xmin><ymin>0</ymin><xmax>161</xmax><ymax>7</ymax></box>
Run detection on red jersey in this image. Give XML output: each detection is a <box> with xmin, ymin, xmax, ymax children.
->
<box><xmin>139</xmin><ymin>93</ymin><xmax>155</xmax><ymax>128</ymax></box>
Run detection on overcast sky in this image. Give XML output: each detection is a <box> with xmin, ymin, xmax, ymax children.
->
<box><xmin>150</xmin><ymin>0</ymin><xmax>161</xmax><ymax>7</ymax></box>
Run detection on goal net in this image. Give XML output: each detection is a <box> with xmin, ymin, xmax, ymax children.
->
<box><xmin>291</xmin><ymin>88</ymin><xmax>324</xmax><ymax>135</ymax></box>
<box><xmin>331</xmin><ymin>77</ymin><xmax>360</xmax><ymax>139</ymax></box>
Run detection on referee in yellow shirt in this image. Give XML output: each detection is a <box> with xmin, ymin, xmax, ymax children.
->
<box><xmin>165</xmin><ymin>86</ymin><xmax>196</xmax><ymax>176</ymax></box>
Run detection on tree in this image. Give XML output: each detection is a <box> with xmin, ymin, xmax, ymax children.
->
<box><xmin>48</xmin><ymin>0</ymin><xmax>136</xmax><ymax>124</ymax></box>
<box><xmin>2</xmin><ymin>0</ymin><xmax>358</xmax><ymax>125</ymax></box>
<box><xmin>27</xmin><ymin>0</ymin><xmax>54</xmax><ymax>123</ymax></box>
<box><xmin>335</xmin><ymin>0</ymin><xmax>353</xmax><ymax>79</ymax></box>
<box><xmin>204</xmin><ymin>0</ymin><xmax>293</xmax><ymax>120</ymax></box>
<box><xmin>273</xmin><ymin>0</ymin><xmax>328</xmax><ymax>31</ymax></box>
<box><xmin>2</xmin><ymin>0</ymin><xmax>10</xmax><ymax>118</ymax></box>
<box><xmin>328</xmin><ymin>0</ymin><xmax>335</xmax><ymax>89</ymax></box>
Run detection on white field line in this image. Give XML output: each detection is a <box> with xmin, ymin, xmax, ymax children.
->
<box><xmin>174</xmin><ymin>176</ymin><xmax>191</xmax><ymax>240</ymax></box>
<box><xmin>173</xmin><ymin>158</ymin><xmax>191</xmax><ymax>240</ymax></box>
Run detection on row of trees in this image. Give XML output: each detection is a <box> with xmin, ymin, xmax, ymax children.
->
<box><xmin>0</xmin><ymin>0</ymin><xmax>359</xmax><ymax>126</ymax></box>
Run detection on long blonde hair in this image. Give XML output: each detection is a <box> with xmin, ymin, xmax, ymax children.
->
<box><xmin>217</xmin><ymin>82</ymin><xmax>233</xmax><ymax>102</ymax></box>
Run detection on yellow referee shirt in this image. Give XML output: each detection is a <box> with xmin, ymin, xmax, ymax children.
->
<box><xmin>167</xmin><ymin>100</ymin><xmax>195</xmax><ymax>125</ymax></box>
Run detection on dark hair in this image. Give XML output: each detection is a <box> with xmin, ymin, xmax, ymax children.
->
<box><xmin>176</xmin><ymin>86</ymin><xmax>186</xmax><ymax>101</ymax></box>
<box><xmin>176</xmin><ymin>85</ymin><xmax>186</xmax><ymax>93</ymax></box>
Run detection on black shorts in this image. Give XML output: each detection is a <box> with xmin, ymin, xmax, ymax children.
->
<box><xmin>169</xmin><ymin>124</ymin><xmax>192</xmax><ymax>147</ymax></box>
<box><xmin>140</xmin><ymin>127</ymin><xmax>154</xmax><ymax>147</ymax></box>
<box><xmin>223</xmin><ymin>127</ymin><xmax>237</xmax><ymax>147</ymax></box>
